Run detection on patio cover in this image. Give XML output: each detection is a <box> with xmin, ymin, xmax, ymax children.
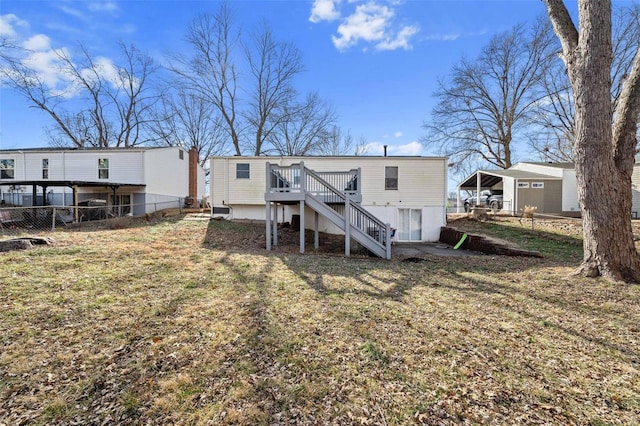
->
<box><xmin>457</xmin><ymin>169</ymin><xmax>561</xmax><ymax>190</ymax></box>
<box><xmin>456</xmin><ymin>169</ymin><xmax>562</xmax><ymax>213</ymax></box>
<box><xmin>1</xmin><ymin>180</ymin><xmax>145</xmax><ymax>206</ymax></box>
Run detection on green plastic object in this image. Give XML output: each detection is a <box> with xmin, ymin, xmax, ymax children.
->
<box><xmin>453</xmin><ymin>233</ymin><xmax>468</xmax><ymax>250</ymax></box>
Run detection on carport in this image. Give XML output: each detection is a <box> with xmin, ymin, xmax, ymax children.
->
<box><xmin>457</xmin><ymin>169</ymin><xmax>562</xmax><ymax>214</ymax></box>
<box><xmin>2</xmin><ymin>180</ymin><xmax>145</xmax><ymax>221</ymax></box>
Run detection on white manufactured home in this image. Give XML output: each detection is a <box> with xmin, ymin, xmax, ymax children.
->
<box><xmin>0</xmin><ymin>146</ymin><xmax>206</xmax><ymax>215</ymax></box>
<box><xmin>210</xmin><ymin>156</ymin><xmax>448</xmax><ymax>258</ymax></box>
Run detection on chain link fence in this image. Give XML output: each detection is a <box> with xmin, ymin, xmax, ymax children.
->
<box><xmin>0</xmin><ymin>198</ymin><xmax>205</xmax><ymax>238</ymax></box>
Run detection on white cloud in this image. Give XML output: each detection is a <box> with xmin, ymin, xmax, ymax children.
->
<box><xmin>23</xmin><ymin>34</ymin><xmax>50</xmax><ymax>51</ymax></box>
<box><xmin>88</xmin><ymin>2</ymin><xmax>119</xmax><ymax>13</ymax></box>
<box><xmin>332</xmin><ymin>2</ymin><xmax>393</xmax><ymax>51</ymax></box>
<box><xmin>2</xmin><ymin>15</ymin><xmax>124</xmax><ymax>98</ymax></box>
<box><xmin>392</xmin><ymin>141</ymin><xmax>423</xmax><ymax>155</ymax></box>
<box><xmin>0</xmin><ymin>14</ymin><xmax>28</xmax><ymax>38</ymax></box>
<box><xmin>362</xmin><ymin>141</ymin><xmax>423</xmax><ymax>156</ymax></box>
<box><xmin>84</xmin><ymin>56</ymin><xmax>123</xmax><ymax>89</ymax></box>
<box><xmin>376</xmin><ymin>24</ymin><xmax>419</xmax><ymax>51</ymax></box>
<box><xmin>325</xmin><ymin>1</ymin><xmax>419</xmax><ymax>52</ymax></box>
<box><xmin>57</xmin><ymin>4</ymin><xmax>88</xmax><ymax>21</ymax></box>
<box><xmin>424</xmin><ymin>33</ymin><xmax>460</xmax><ymax>42</ymax></box>
<box><xmin>310</xmin><ymin>0</ymin><xmax>341</xmax><ymax>23</ymax></box>
<box><xmin>20</xmin><ymin>35</ymin><xmax>75</xmax><ymax>92</ymax></box>
<box><xmin>393</xmin><ymin>131</ymin><xmax>403</xmax><ymax>138</ymax></box>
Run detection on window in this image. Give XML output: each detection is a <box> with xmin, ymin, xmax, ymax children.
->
<box><xmin>385</xmin><ymin>166</ymin><xmax>398</xmax><ymax>190</ymax></box>
<box><xmin>179</xmin><ymin>149</ymin><xmax>184</xmax><ymax>160</ymax></box>
<box><xmin>532</xmin><ymin>182</ymin><xmax>544</xmax><ymax>189</ymax></box>
<box><xmin>517</xmin><ymin>182</ymin><xmax>530</xmax><ymax>188</ymax></box>
<box><xmin>42</xmin><ymin>159</ymin><xmax>49</xmax><ymax>179</ymax></box>
<box><xmin>98</xmin><ymin>158</ymin><xmax>109</xmax><ymax>179</ymax></box>
<box><xmin>236</xmin><ymin>163</ymin><xmax>250</xmax><ymax>179</ymax></box>
<box><xmin>0</xmin><ymin>159</ymin><xmax>15</xmax><ymax>179</ymax></box>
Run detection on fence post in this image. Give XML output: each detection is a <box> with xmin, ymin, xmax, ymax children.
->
<box><xmin>52</xmin><ymin>207</ymin><xmax>56</xmax><ymax>231</ymax></box>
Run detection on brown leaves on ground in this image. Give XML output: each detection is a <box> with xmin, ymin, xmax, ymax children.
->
<box><xmin>1</xmin><ymin>215</ymin><xmax>639</xmax><ymax>425</ymax></box>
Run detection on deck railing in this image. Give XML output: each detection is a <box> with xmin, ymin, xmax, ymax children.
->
<box><xmin>305</xmin><ymin>167</ymin><xmax>389</xmax><ymax>255</ymax></box>
<box><xmin>266</xmin><ymin>163</ymin><xmax>359</xmax><ymax>196</ymax></box>
<box><xmin>266</xmin><ymin>161</ymin><xmax>389</xmax><ymax>258</ymax></box>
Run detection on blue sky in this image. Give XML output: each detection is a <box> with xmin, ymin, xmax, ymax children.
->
<box><xmin>1</xmin><ymin>0</ymin><xmax>550</xmax><ymax>164</ymax></box>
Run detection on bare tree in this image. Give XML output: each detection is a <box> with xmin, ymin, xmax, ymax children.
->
<box><xmin>423</xmin><ymin>19</ymin><xmax>555</xmax><ymax>170</ymax></box>
<box><xmin>170</xmin><ymin>3</ymin><xmax>340</xmax><ymax>157</ymax></box>
<box><xmin>266</xmin><ymin>92</ymin><xmax>336</xmax><ymax>155</ymax></box>
<box><xmin>313</xmin><ymin>126</ymin><xmax>367</xmax><ymax>156</ymax></box>
<box><xmin>244</xmin><ymin>21</ymin><xmax>304</xmax><ymax>155</ymax></box>
<box><xmin>151</xmin><ymin>90</ymin><xmax>229</xmax><ymax>166</ymax></box>
<box><xmin>169</xmin><ymin>4</ymin><xmax>242</xmax><ymax>155</ymax></box>
<box><xmin>530</xmin><ymin>4</ymin><xmax>640</xmax><ymax>162</ymax></box>
<box><xmin>543</xmin><ymin>0</ymin><xmax>640</xmax><ymax>282</ymax></box>
<box><xmin>1</xmin><ymin>42</ymin><xmax>160</xmax><ymax>147</ymax></box>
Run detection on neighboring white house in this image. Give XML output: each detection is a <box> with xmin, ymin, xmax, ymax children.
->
<box><xmin>631</xmin><ymin>163</ymin><xmax>640</xmax><ymax>218</ymax></box>
<box><xmin>458</xmin><ymin>162</ymin><xmax>579</xmax><ymax>216</ymax></box>
<box><xmin>461</xmin><ymin>161</ymin><xmax>640</xmax><ymax>218</ymax></box>
<box><xmin>210</xmin><ymin>156</ymin><xmax>448</xmax><ymax>246</ymax></box>
<box><xmin>0</xmin><ymin>146</ymin><xmax>206</xmax><ymax>215</ymax></box>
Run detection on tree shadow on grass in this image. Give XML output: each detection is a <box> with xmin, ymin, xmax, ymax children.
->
<box><xmin>197</xmin><ymin>219</ymin><xmax>640</xmax><ymax>423</ymax></box>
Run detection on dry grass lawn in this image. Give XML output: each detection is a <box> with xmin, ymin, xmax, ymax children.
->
<box><xmin>1</xmin><ymin>215</ymin><xmax>639</xmax><ymax>425</ymax></box>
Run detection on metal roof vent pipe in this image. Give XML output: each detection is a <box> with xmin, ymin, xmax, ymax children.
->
<box><xmin>383</xmin><ymin>145</ymin><xmax>388</xmax><ymax>157</ymax></box>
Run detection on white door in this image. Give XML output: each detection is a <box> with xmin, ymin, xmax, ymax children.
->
<box><xmin>397</xmin><ymin>208</ymin><xmax>422</xmax><ymax>241</ymax></box>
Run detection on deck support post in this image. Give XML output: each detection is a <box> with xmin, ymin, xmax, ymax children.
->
<box><xmin>273</xmin><ymin>202</ymin><xmax>278</xmax><ymax>246</ymax></box>
<box><xmin>385</xmin><ymin>222</ymin><xmax>392</xmax><ymax>260</ymax></box>
<box><xmin>314</xmin><ymin>211</ymin><xmax>319</xmax><ymax>249</ymax></box>
<box><xmin>266</xmin><ymin>201</ymin><xmax>272</xmax><ymax>251</ymax></box>
<box><xmin>299</xmin><ymin>200</ymin><xmax>305</xmax><ymax>253</ymax></box>
<box><xmin>344</xmin><ymin>192</ymin><xmax>350</xmax><ymax>257</ymax></box>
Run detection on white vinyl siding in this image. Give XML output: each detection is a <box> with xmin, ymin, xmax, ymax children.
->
<box><xmin>211</xmin><ymin>156</ymin><xmax>447</xmax><ymax>207</ymax></box>
<box><xmin>209</xmin><ymin>155</ymin><xmax>447</xmax><ymax>241</ymax></box>
<box><xmin>144</xmin><ymin>147</ymin><xmax>187</xmax><ymax>198</ymax></box>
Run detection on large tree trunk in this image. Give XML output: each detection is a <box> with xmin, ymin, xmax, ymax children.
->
<box><xmin>544</xmin><ymin>0</ymin><xmax>640</xmax><ymax>282</ymax></box>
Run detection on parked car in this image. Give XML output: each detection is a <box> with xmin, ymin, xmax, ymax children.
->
<box><xmin>463</xmin><ymin>190</ymin><xmax>503</xmax><ymax>213</ymax></box>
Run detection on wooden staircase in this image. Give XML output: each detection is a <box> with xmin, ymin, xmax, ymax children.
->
<box><xmin>265</xmin><ymin>161</ymin><xmax>392</xmax><ymax>259</ymax></box>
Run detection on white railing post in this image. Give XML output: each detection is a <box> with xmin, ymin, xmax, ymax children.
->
<box><xmin>299</xmin><ymin>161</ymin><xmax>306</xmax><ymax>193</ymax></box>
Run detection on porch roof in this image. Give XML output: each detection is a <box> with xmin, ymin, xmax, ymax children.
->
<box><xmin>1</xmin><ymin>180</ymin><xmax>145</xmax><ymax>189</ymax></box>
<box><xmin>458</xmin><ymin>170</ymin><xmax>561</xmax><ymax>190</ymax></box>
